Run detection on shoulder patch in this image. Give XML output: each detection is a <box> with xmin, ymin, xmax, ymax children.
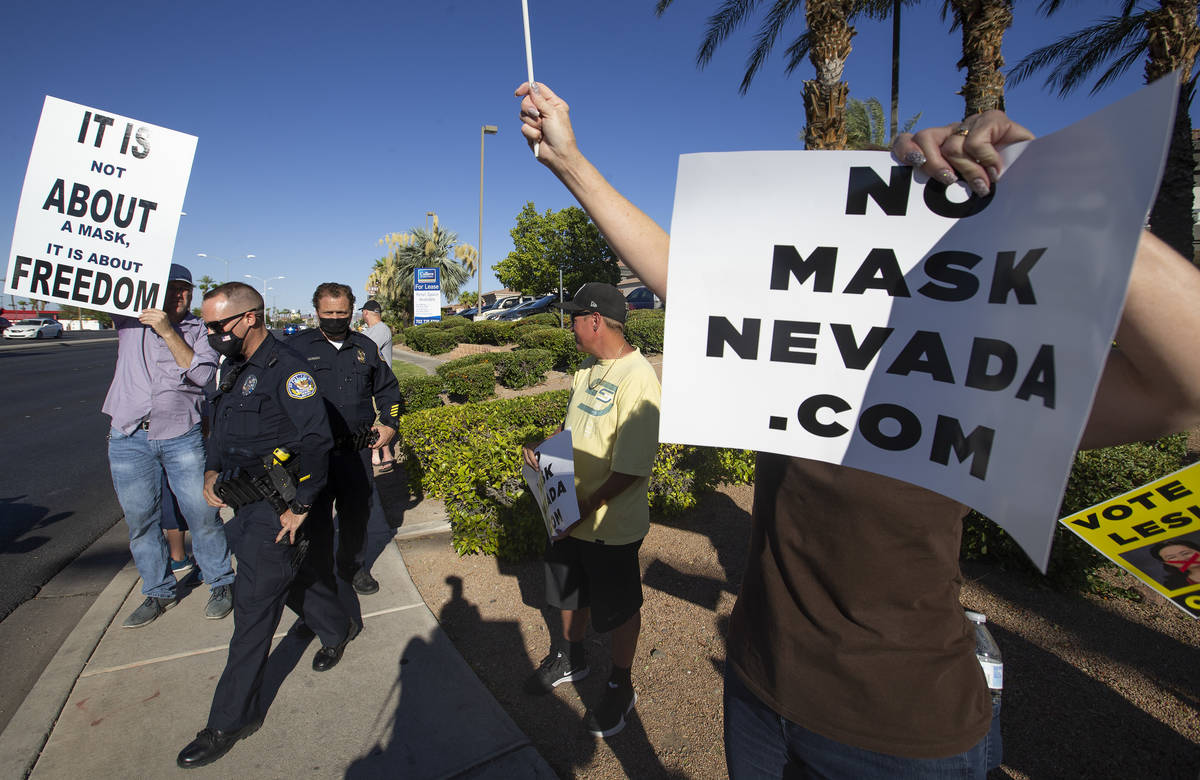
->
<box><xmin>286</xmin><ymin>371</ymin><xmax>317</xmax><ymax>399</ymax></box>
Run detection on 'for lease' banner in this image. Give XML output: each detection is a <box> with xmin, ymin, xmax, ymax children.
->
<box><xmin>4</xmin><ymin>96</ymin><xmax>197</xmax><ymax>315</ymax></box>
<box><xmin>660</xmin><ymin>76</ymin><xmax>1178</xmax><ymax>569</ymax></box>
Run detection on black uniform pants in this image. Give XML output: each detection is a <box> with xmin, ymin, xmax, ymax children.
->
<box><xmin>207</xmin><ymin>500</ymin><xmax>349</xmax><ymax>732</ymax></box>
<box><xmin>310</xmin><ymin>448</ymin><xmax>391</xmax><ymax>578</ymax></box>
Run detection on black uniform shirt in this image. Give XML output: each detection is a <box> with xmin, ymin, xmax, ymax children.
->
<box><xmin>206</xmin><ymin>333</ymin><xmax>332</xmax><ymax>506</ymax></box>
<box><xmin>288</xmin><ymin>329</ymin><xmax>401</xmax><ymax>440</ymax></box>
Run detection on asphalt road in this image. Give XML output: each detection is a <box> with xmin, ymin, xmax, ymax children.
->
<box><xmin>0</xmin><ymin>332</ymin><xmax>124</xmax><ymax>621</ymax></box>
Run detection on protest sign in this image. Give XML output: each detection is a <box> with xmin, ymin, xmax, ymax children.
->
<box><xmin>660</xmin><ymin>76</ymin><xmax>1178</xmax><ymax>569</ymax></box>
<box><xmin>1059</xmin><ymin>462</ymin><xmax>1200</xmax><ymax>618</ymax></box>
<box><xmin>521</xmin><ymin>429</ymin><xmax>582</xmax><ymax>541</ymax></box>
<box><xmin>4</xmin><ymin>97</ymin><xmax>196</xmax><ymax>315</ymax></box>
<box><xmin>413</xmin><ymin>267</ymin><xmax>441</xmax><ymax>324</ymax></box>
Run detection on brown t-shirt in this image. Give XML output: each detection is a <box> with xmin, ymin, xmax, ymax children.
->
<box><xmin>726</xmin><ymin>454</ymin><xmax>992</xmax><ymax>759</ymax></box>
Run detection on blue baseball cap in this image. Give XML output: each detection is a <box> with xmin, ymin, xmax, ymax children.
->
<box><xmin>168</xmin><ymin>263</ymin><xmax>193</xmax><ymax>285</ymax></box>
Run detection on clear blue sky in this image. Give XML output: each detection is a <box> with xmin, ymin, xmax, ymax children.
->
<box><xmin>1</xmin><ymin>1</ymin><xmax>1188</xmax><ymax>313</ymax></box>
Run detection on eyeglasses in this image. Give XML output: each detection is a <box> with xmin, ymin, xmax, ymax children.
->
<box><xmin>204</xmin><ymin>309</ymin><xmax>255</xmax><ymax>333</ymax></box>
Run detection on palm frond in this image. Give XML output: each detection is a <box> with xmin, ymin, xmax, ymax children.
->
<box><xmin>697</xmin><ymin>0</ymin><xmax>763</xmax><ymax>68</ymax></box>
<box><xmin>782</xmin><ymin>30</ymin><xmax>814</xmax><ymax>75</ymax></box>
<box><xmin>738</xmin><ymin>0</ymin><xmax>805</xmax><ymax>94</ymax></box>
<box><xmin>1007</xmin><ymin>14</ymin><xmax>1147</xmax><ymax>95</ymax></box>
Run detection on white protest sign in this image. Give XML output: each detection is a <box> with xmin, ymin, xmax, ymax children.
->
<box><xmin>521</xmin><ymin>429</ymin><xmax>582</xmax><ymax>541</ymax></box>
<box><xmin>4</xmin><ymin>96</ymin><xmax>197</xmax><ymax>315</ymax></box>
<box><xmin>660</xmin><ymin>76</ymin><xmax>1178</xmax><ymax>569</ymax></box>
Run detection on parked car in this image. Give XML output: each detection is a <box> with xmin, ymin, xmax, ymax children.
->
<box><xmin>497</xmin><ymin>294</ymin><xmax>558</xmax><ymax>321</ymax></box>
<box><xmin>283</xmin><ymin>323</ymin><xmax>301</xmax><ymax>336</ymax></box>
<box><xmin>477</xmin><ymin>295</ymin><xmax>536</xmax><ymax>320</ymax></box>
<box><xmin>4</xmin><ymin>317</ymin><xmax>63</xmax><ymax>339</ymax></box>
<box><xmin>625</xmin><ymin>286</ymin><xmax>662</xmax><ymax>310</ymax></box>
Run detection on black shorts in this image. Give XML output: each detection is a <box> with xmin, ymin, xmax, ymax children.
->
<box><xmin>544</xmin><ymin>536</ymin><xmax>644</xmax><ymax>633</ymax></box>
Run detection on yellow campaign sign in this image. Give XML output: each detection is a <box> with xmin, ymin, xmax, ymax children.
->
<box><xmin>1058</xmin><ymin>461</ymin><xmax>1200</xmax><ymax>619</ymax></box>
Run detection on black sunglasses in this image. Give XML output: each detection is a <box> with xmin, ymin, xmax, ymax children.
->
<box><xmin>204</xmin><ymin>309</ymin><xmax>257</xmax><ymax>333</ymax></box>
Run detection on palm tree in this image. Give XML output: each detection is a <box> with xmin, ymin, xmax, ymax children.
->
<box><xmin>1009</xmin><ymin>0</ymin><xmax>1200</xmax><ymax>260</ymax></box>
<box><xmin>845</xmin><ymin>96</ymin><xmax>922</xmax><ymax>147</ymax></box>
<box><xmin>655</xmin><ymin>0</ymin><xmax>919</xmax><ymax>149</ymax></box>
<box><xmin>376</xmin><ymin>215</ymin><xmax>476</xmax><ymax>303</ymax></box>
<box><xmin>196</xmin><ymin>275</ymin><xmax>216</xmax><ymax>294</ymax></box>
<box><xmin>942</xmin><ymin>0</ymin><xmax>1014</xmax><ymax>115</ymax></box>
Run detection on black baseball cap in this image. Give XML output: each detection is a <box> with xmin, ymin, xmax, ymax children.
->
<box><xmin>555</xmin><ymin>282</ymin><xmax>627</xmax><ymax>323</ymax></box>
<box><xmin>361</xmin><ymin>300</ymin><xmax>382</xmax><ymax>313</ymax></box>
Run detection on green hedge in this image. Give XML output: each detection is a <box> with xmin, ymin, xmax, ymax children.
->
<box><xmin>462</xmin><ymin>320</ymin><xmax>516</xmax><ymax>345</ymax></box>
<box><xmin>395</xmin><ymin>389</ymin><xmax>755</xmax><ymax>560</ymax></box>
<box><xmin>516</xmin><ymin>327</ymin><xmax>585</xmax><ymax>373</ymax></box>
<box><xmin>396</xmin><ymin>391</ymin><xmax>571</xmax><ymax>559</ymax></box>
<box><xmin>625</xmin><ymin>315</ymin><xmax>664</xmax><ymax>354</ymax></box>
<box><xmin>626</xmin><ymin>308</ymin><xmax>664</xmax><ymax>322</ymax></box>
<box><xmin>402</xmin><ymin>323</ymin><xmax>458</xmax><ymax>354</ymax></box>
<box><xmin>397</xmin><ymin>375</ymin><xmax>444</xmax><ymax>413</ymax></box>
<box><xmin>961</xmin><ymin>432</ymin><xmax>1189</xmax><ymax>593</ymax></box>
<box><xmin>492</xmin><ymin>348</ymin><xmax>555</xmax><ymax>389</ymax></box>
<box><xmin>518</xmin><ymin>312</ymin><xmax>562</xmax><ymax>329</ymax></box>
<box><xmin>436</xmin><ymin>361</ymin><xmax>496</xmax><ymax>403</ymax></box>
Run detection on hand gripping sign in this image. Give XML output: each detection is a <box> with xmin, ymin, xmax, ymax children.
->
<box><xmin>522</xmin><ymin>430</ymin><xmax>582</xmax><ymax>542</ymax></box>
<box><xmin>5</xmin><ymin>97</ymin><xmax>196</xmax><ymax>316</ymax></box>
<box><xmin>1059</xmin><ymin>461</ymin><xmax>1200</xmax><ymax>618</ymax></box>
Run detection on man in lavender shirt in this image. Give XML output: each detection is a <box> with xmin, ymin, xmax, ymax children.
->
<box><xmin>103</xmin><ymin>263</ymin><xmax>235</xmax><ymax>628</ymax></box>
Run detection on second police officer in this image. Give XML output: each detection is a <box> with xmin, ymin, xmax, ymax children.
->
<box><xmin>177</xmin><ymin>282</ymin><xmax>358</xmax><ymax>769</ymax></box>
<box><xmin>290</xmin><ymin>283</ymin><xmax>401</xmax><ymax>595</ymax></box>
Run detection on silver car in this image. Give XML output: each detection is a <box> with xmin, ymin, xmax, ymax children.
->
<box><xmin>4</xmin><ymin>318</ymin><xmax>64</xmax><ymax>339</ymax></box>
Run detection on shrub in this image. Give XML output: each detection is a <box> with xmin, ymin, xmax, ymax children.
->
<box><xmin>395</xmin><ymin>391</ymin><xmax>570</xmax><ymax>559</ymax></box>
<box><xmin>650</xmin><ymin>445</ymin><xmax>756</xmax><ymax>514</ymax></box>
<box><xmin>626</xmin><ymin>308</ymin><xmax>664</xmax><ymax>322</ymax></box>
<box><xmin>492</xmin><ymin>348</ymin><xmax>555</xmax><ymax>389</ymax></box>
<box><xmin>462</xmin><ymin>320</ymin><xmax>516</xmax><ymax>345</ymax></box>
<box><xmin>437</xmin><ymin>353</ymin><xmax>501</xmax><ymax>373</ymax></box>
<box><xmin>437</xmin><ymin>362</ymin><xmax>496</xmax><ymax>403</ymax></box>
<box><xmin>518</xmin><ymin>312</ymin><xmax>562</xmax><ymax>329</ymax></box>
<box><xmin>402</xmin><ymin>323</ymin><xmax>458</xmax><ymax>354</ymax></box>
<box><xmin>961</xmin><ymin>432</ymin><xmax>1188</xmax><ymax>593</ymax></box>
<box><xmin>516</xmin><ymin>327</ymin><xmax>585</xmax><ymax>372</ymax></box>
<box><xmin>397</xmin><ymin>375</ymin><xmax>444</xmax><ymax>414</ymax></box>
<box><xmin>445</xmin><ymin>325</ymin><xmax>469</xmax><ymax>344</ymax></box>
<box><xmin>625</xmin><ymin>315</ymin><xmax>664</xmax><ymax>354</ymax></box>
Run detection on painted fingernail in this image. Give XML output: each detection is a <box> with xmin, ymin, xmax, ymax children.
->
<box><xmin>904</xmin><ymin>151</ymin><xmax>926</xmax><ymax>166</ymax></box>
<box><xmin>938</xmin><ymin>169</ymin><xmax>957</xmax><ymax>184</ymax></box>
<box><xmin>970</xmin><ymin>178</ymin><xmax>990</xmax><ymax>196</ymax></box>
<box><xmin>530</xmin><ymin>81</ymin><xmax>541</xmax><ymax>94</ymax></box>
<box><xmin>986</xmin><ymin>165</ymin><xmax>1000</xmax><ymax>181</ymax></box>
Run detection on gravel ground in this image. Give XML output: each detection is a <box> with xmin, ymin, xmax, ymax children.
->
<box><xmin>399</xmin><ymin>483</ymin><xmax>1199</xmax><ymax>779</ymax></box>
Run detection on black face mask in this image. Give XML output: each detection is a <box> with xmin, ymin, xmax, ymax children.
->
<box><xmin>319</xmin><ymin>316</ymin><xmax>351</xmax><ymax>340</ymax></box>
<box><xmin>208</xmin><ymin>330</ymin><xmax>246</xmax><ymax>360</ymax></box>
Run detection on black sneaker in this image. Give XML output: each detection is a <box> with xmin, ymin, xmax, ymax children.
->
<box><xmin>584</xmin><ymin>681</ymin><xmax>637</xmax><ymax>737</ymax></box>
<box><xmin>524</xmin><ymin>648</ymin><xmax>588</xmax><ymax>695</ymax></box>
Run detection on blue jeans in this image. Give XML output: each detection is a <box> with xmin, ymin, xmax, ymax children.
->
<box><xmin>108</xmin><ymin>424</ymin><xmax>234</xmax><ymax>598</ymax></box>
<box><xmin>723</xmin><ymin>665</ymin><xmax>1001</xmax><ymax>779</ymax></box>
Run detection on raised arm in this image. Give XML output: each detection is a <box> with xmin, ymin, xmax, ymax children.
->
<box><xmin>894</xmin><ymin>112</ymin><xmax>1200</xmax><ymax>450</ymax></box>
<box><xmin>516</xmin><ymin>82</ymin><xmax>670</xmax><ymax>300</ymax></box>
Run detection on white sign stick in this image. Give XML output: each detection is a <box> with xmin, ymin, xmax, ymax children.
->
<box><xmin>521</xmin><ymin>0</ymin><xmax>539</xmax><ymax>159</ymax></box>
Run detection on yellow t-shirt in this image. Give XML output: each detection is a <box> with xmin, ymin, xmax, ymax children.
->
<box><xmin>563</xmin><ymin>347</ymin><xmax>661</xmax><ymax>545</ymax></box>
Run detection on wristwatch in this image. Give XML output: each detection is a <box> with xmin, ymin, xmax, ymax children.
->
<box><xmin>289</xmin><ymin>500</ymin><xmax>312</xmax><ymax>515</ymax></box>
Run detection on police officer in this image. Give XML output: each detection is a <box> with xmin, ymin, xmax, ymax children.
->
<box><xmin>289</xmin><ymin>283</ymin><xmax>400</xmax><ymax>595</ymax></box>
<box><xmin>177</xmin><ymin>282</ymin><xmax>357</xmax><ymax>770</ymax></box>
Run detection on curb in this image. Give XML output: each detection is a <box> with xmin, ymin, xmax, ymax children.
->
<box><xmin>0</xmin><ymin>563</ymin><xmax>138</xmax><ymax>779</ymax></box>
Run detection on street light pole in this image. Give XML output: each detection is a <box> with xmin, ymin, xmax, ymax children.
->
<box><xmin>478</xmin><ymin>124</ymin><xmax>498</xmax><ymax>316</ymax></box>
<box><xmin>196</xmin><ymin>252</ymin><xmax>255</xmax><ymax>283</ymax></box>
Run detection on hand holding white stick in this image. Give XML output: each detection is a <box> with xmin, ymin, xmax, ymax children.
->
<box><xmin>521</xmin><ymin>0</ymin><xmax>539</xmax><ymax>158</ymax></box>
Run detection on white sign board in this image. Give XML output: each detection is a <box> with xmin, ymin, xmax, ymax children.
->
<box><xmin>4</xmin><ymin>97</ymin><xmax>197</xmax><ymax>315</ymax></box>
<box><xmin>522</xmin><ymin>429</ymin><xmax>582</xmax><ymax>541</ymax></box>
<box><xmin>413</xmin><ymin>266</ymin><xmax>441</xmax><ymax>324</ymax></box>
<box><xmin>660</xmin><ymin>77</ymin><xmax>1178</xmax><ymax>569</ymax></box>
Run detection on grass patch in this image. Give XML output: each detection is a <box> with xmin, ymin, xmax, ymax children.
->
<box><xmin>392</xmin><ymin>359</ymin><xmax>429</xmax><ymax>380</ymax></box>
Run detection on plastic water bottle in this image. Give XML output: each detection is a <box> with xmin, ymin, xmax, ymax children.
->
<box><xmin>965</xmin><ymin>610</ymin><xmax>1003</xmax><ymax>706</ymax></box>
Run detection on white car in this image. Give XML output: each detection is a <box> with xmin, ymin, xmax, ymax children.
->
<box><xmin>4</xmin><ymin>318</ymin><xmax>64</xmax><ymax>339</ymax></box>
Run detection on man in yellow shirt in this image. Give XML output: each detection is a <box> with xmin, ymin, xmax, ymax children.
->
<box><xmin>522</xmin><ymin>282</ymin><xmax>661</xmax><ymax>737</ymax></box>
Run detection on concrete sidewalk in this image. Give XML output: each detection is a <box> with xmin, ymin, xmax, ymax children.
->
<box><xmin>0</xmin><ymin>499</ymin><xmax>554</xmax><ymax>779</ymax></box>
